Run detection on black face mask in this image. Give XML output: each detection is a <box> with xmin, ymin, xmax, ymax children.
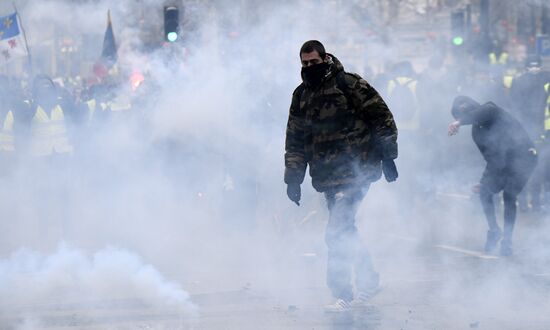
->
<box><xmin>301</xmin><ymin>62</ymin><xmax>329</xmax><ymax>86</ymax></box>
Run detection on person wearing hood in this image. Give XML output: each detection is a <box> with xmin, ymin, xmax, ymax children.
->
<box><xmin>284</xmin><ymin>40</ymin><xmax>398</xmax><ymax>312</ymax></box>
<box><xmin>449</xmin><ymin>96</ymin><xmax>537</xmax><ymax>256</ymax></box>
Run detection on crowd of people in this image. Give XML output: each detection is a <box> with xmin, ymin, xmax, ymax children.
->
<box><xmin>0</xmin><ymin>40</ymin><xmax>548</xmax><ymax>202</ymax></box>
<box><xmin>0</xmin><ymin>41</ymin><xmax>548</xmax><ymax>209</ymax></box>
<box><xmin>284</xmin><ymin>39</ymin><xmax>550</xmax><ymax>312</ymax></box>
<box><xmin>0</xmin><ymin>63</ymin><xmax>156</xmax><ymax>172</ymax></box>
<box><xmin>0</xmin><ymin>33</ymin><xmax>549</xmax><ymax>315</ymax></box>
<box><xmin>365</xmin><ymin>48</ymin><xmax>550</xmax><ymax>213</ymax></box>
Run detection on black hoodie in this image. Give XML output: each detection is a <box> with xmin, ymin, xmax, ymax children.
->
<box><xmin>453</xmin><ymin>97</ymin><xmax>535</xmax><ymax>173</ymax></box>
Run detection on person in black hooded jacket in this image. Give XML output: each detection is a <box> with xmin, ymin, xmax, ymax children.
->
<box><xmin>448</xmin><ymin>96</ymin><xmax>538</xmax><ymax>256</ymax></box>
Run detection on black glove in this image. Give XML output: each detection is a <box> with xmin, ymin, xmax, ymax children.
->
<box><xmin>287</xmin><ymin>183</ymin><xmax>301</xmax><ymax>206</ymax></box>
<box><xmin>382</xmin><ymin>159</ymin><xmax>398</xmax><ymax>182</ymax></box>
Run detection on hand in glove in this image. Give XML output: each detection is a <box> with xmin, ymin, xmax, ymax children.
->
<box><xmin>287</xmin><ymin>183</ymin><xmax>301</xmax><ymax>206</ymax></box>
<box><xmin>382</xmin><ymin>159</ymin><xmax>398</xmax><ymax>182</ymax></box>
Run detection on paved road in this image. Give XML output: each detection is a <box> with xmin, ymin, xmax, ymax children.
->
<box><xmin>1</xmin><ymin>187</ymin><xmax>550</xmax><ymax>329</ymax></box>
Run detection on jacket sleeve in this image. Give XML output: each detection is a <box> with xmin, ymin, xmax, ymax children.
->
<box><xmin>284</xmin><ymin>86</ymin><xmax>308</xmax><ymax>185</ymax></box>
<box><xmin>349</xmin><ymin>76</ymin><xmax>398</xmax><ymax>160</ymax></box>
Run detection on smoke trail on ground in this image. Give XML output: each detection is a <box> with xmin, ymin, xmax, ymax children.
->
<box><xmin>0</xmin><ymin>243</ymin><xmax>197</xmax><ymax>328</ymax></box>
<box><xmin>0</xmin><ymin>0</ymin><xmax>549</xmax><ymax>328</ymax></box>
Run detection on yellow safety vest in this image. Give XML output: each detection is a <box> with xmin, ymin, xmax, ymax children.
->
<box><xmin>502</xmin><ymin>68</ymin><xmax>517</xmax><ymax>89</ymax></box>
<box><xmin>489</xmin><ymin>52</ymin><xmax>509</xmax><ymax>65</ymax></box>
<box><xmin>0</xmin><ymin>110</ymin><xmax>14</xmax><ymax>152</ymax></box>
<box><xmin>503</xmin><ymin>75</ymin><xmax>514</xmax><ymax>89</ymax></box>
<box><xmin>86</xmin><ymin>99</ymin><xmax>97</xmax><ymax>123</ymax></box>
<box><xmin>109</xmin><ymin>95</ymin><xmax>131</xmax><ymax>112</ymax></box>
<box><xmin>30</xmin><ymin>105</ymin><xmax>73</xmax><ymax>157</ymax></box>
<box><xmin>545</xmin><ymin>83</ymin><xmax>550</xmax><ymax>132</ymax></box>
<box><xmin>387</xmin><ymin>77</ymin><xmax>420</xmax><ymax>130</ymax></box>
<box><xmin>86</xmin><ymin>99</ymin><xmax>109</xmax><ymax>123</ymax></box>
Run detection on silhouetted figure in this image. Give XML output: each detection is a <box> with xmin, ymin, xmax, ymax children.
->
<box><xmin>510</xmin><ymin>55</ymin><xmax>550</xmax><ymax>212</ymax></box>
<box><xmin>449</xmin><ymin>96</ymin><xmax>537</xmax><ymax>256</ymax></box>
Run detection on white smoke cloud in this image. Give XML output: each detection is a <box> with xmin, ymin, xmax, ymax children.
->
<box><xmin>1</xmin><ymin>0</ymin><xmax>549</xmax><ymax>328</ymax></box>
<box><xmin>0</xmin><ymin>243</ymin><xmax>197</xmax><ymax>328</ymax></box>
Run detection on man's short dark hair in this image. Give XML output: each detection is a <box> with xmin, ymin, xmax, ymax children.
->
<box><xmin>300</xmin><ymin>40</ymin><xmax>326</xmax><ymax>59</ymax></box>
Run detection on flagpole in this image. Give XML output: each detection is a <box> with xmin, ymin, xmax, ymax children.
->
<box><xmin>12</xmin><ymin>2</ymin><xmax>32</xmax><ymax>76</ymax></box>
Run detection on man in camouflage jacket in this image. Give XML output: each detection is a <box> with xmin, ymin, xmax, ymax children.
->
<box><xmin>284</xmin><ymin>40</ymin><xmax>398</xmax><ymax>311</ymax></box>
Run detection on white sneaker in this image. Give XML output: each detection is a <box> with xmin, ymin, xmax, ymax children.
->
<box><xmin>350</xmin><ymin>287</ymin><xmax>382</xmax><ymax>308</ymax></box>
<box><xmin>324</xmin><ymin>299</ymin><xmax>351</xmax><ymax>313</ymax></box>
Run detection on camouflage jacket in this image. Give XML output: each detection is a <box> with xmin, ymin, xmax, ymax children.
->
<box><xmin>284</xmin><ymin>55</ymin><xmax>398</xmax><ymax>192</ymax></box>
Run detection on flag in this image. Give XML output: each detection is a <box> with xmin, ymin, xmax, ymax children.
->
<box><xmin>100</xmin><ymin>10</ymin><xmax>117</xmax><ymax>67</ymax></box>
<box><xmin>0</xmin><ymin>12</ymin><xmax>28</xmax><ymax>65</ymax></box>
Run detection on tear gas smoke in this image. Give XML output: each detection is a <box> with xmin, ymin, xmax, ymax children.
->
<box><xmin>0</xmin><ymin>0</ymin><xmax>549</xmax><ymax>329</ymax></box>
<box><xmin>0</xmin><ymin>243</ymin><xmax>197</xmax><ymax>328</ymax></box>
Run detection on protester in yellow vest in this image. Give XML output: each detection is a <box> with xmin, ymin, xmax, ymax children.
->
<box><xmin>0</xmin><ymin>75</ymin><xmax>28</xmax><ymax>156</ymax></box>
<box><xmin>0</xmin><ymin>76</ymin><xmax>15</xmax><ymax>153</ymax></box>
<box><xmin>544</xmin><ymin>82</ymin><xmax>550</xmax><ymax>209</ymax></box>
<box><xmin>0</xmin><ymin>109</ymin><xmax>14</xmax><ymax>153</ymax></box>
<box><xmin>29</xmin><ymin>75</ymin><xmax>73</xmax><ymax>157</ymax></box>
<box><xmin>386</xmin><ymin>61</ymin><xmax>420</xmax><ymax>131</ymax></box>
<box><xmin>82</xmin><ymin>86</ymin><xmax>111</xmax><ymax>126</ymax></box>
<box><xmin>510</xmin><ymin>56</ymin><xmax>550</xmax><ymax>212</ymax></box>
<box><xmin>502</xmin><ymin>68</ymin><xmax>517</xmax><ymax>90</ymax></box>
<box><xmin>488</xmin><ymin>41</ymin><xmax>512</xmax><ymax>92</ymax></box>
<box><xmin>83</xmin><ymin>79</ymin><xmax>133</xmax><ymax>128</ymax></box>
<box><xmin>545</xmin><ymin>83</ymin><xmax>550</xmax><ymax>134</ymax></box>
<box><xmin>489</xmin><ymin>52</ymin><xmax>509</xmax><ymax>66</ymax></box>
<box><xmin>510</xmin><ymin>56</ymin><xmax>549</xmax><ymax>144</ymax></box>
<box><xmin>0</xmin><ymin>76</ymin><xmax>32</xmax><ymax>179</ymax></box>
<box><xmin>488</xmin><ymin>41</ymin><xmax>509</xmax><ymax>66</ymax></box>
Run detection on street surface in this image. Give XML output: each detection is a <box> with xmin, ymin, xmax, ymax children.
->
<box><xmin>1</xmin><ymin>185</ymin><xmax>550</xmax><ymax>330</ymax></box>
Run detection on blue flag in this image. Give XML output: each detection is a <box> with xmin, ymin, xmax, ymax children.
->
<box><xmin>0</xmin><ymin>12</ymin><xmax>28</xmax><ymax>64</ymax></box>
<box><xmin>101</xmin><ymin>11</ymin><xmax>117</xmax><ymax>67</ymax></box>
<box><xmin>0</xmin><ymin>13</ymin><xmax>20</xmax><ymax>41</ymax></box>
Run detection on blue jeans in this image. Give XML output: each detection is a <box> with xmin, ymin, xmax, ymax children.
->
<box><xmin>324</xmin><ymin>185</ymin><xmax>379</xmax><ymax>302</ymax></box>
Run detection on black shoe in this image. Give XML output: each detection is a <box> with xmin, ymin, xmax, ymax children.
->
<box><xmin>500</xmin><ymin>239</ymin><xmax>513</xmax><ymax>257</ymax></box>
<box><xmin>484</xmin><ymin>229</ymin><xmax>502</xmax><ymax>253</ymax></box>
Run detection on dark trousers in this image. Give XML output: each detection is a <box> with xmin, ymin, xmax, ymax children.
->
<box><xmin>518</xmin><ymin>141</ymin><xmax>550</xmax><ymax>209</ymax></box>
<box><xmin>479</xmin><ymin>153</ymin><xmax>537</xmax><ymax>240</ymax></box>
<box><xmin>324</xmin><ymin>185</ymin><xmax>378</xmax><ymax>302</ymax></box>
<box><xmin>480</xmin><ymin>187</ymin><xmax>518</xmax><ymax>239</ymax></box>
<box><xmin>518</xmin><ymin>161</ymin><xmax>545</xmax><ymax>209</ymax></box>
